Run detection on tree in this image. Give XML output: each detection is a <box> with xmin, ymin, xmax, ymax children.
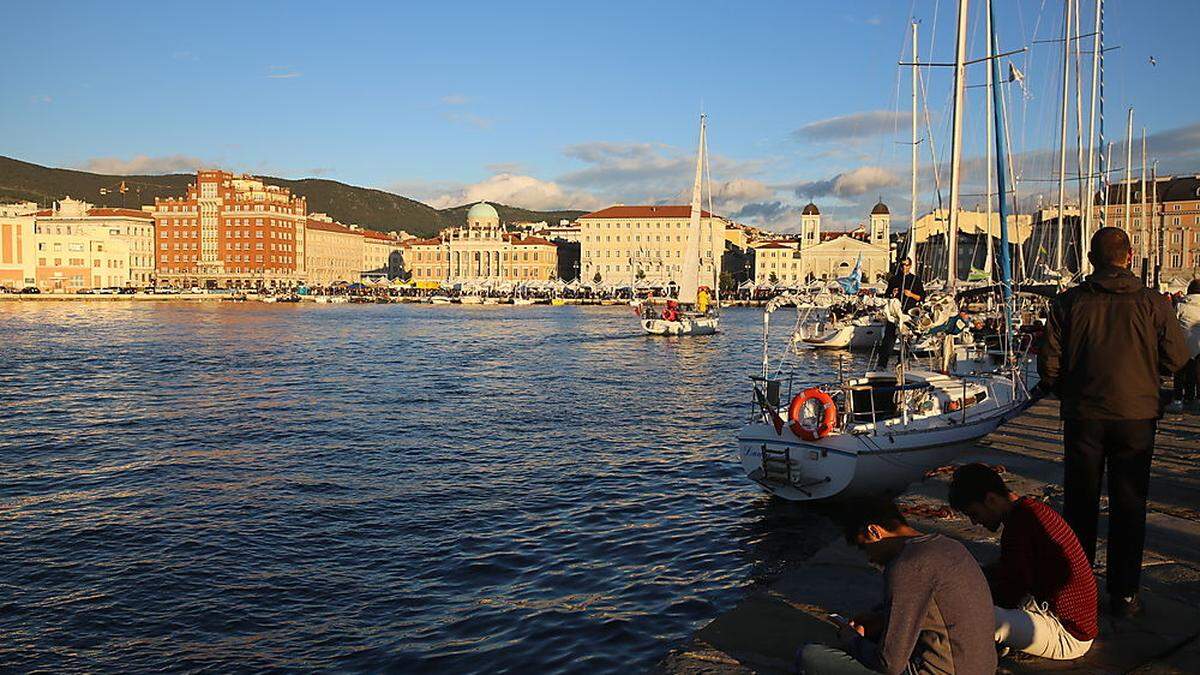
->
<box><xmin>719</xmin><ymin>271</ymin><xmax>736</xmax><ymax>294</ymax></box>
<box><xmin>768</xmin><ymin>272</ymin><xmax>779</xmax><ymax>285</ymax></box>
<box><xmin>593</xmin><ymin>271</ymin><xmax>602</xmax><ymax>284</ymax></box>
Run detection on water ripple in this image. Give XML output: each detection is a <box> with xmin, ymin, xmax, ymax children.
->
<box><xmin>0</xmin><ymin>302</ymin><xmax>864</xmax><ymax>673</ymax></box>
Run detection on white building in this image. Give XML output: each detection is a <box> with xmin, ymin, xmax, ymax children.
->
<box><xmin>752</xmin><ymin>201</ymin><xmax>892</xmax><ymax>285</ymax></box>
<box><xmin>577</xmin><ymin>205</ymin><xmax>723</xmax><ymax>285</ymax></box>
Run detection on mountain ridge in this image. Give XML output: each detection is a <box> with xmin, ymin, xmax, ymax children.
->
<box><xmin>0</xmin><ymin>156</ymin><xmax>587</xmax><ymax>238</ymax></box>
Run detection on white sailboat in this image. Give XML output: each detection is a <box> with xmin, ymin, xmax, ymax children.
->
<box><xmin>639</xmin><ymin>114</ymin><xmax>720</xmax><ymax>336</ymax></box>
<box><xmin>736</xmin><ymin>0</ymin><xmax>1031</xmax><ymax>501</ymax></box>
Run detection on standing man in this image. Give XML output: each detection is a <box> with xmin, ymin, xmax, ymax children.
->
<box><xmin>1169</xmin><ymin>278</ymin><xmax>1200</xmax><ymax>412</ymax></box>
<box><xmin>876</xmin><ymin>258</ymin><xmax>925</xmax><ymax>369</ymax></box>
<box><xmin>1038</xmin><ymin>227</ymin><xmax>1190</xmax><ymax>618</ymax></box>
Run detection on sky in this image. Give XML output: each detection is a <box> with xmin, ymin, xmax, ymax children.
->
<box><xmin>3</xmin><ymin>0</ymin><xmax>1198</xmax><ymax>231</ymax></box>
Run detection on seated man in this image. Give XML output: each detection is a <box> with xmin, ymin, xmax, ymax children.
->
<box><xmin>798</xmin><ymin>498</ymin><xmax>996</xmax><ymax>674</ymax></box>
<box><xmin>948</xmin><ymin>463</ymin><xmax>1097</xmax><ymax>660</ymax></box>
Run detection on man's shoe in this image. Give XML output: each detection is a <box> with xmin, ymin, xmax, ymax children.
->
<box><xmin>1111</xmin><ymin>595</ymin><xmax>1144</xmax><ymax>618</ymax></box>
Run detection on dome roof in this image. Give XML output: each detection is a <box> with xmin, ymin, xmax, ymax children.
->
<box><xmin>871</xmin><ymin>201</ymin><xmax>890</xmax><ymax>215</ymax></box>
<box><xmin>467</xmin><ymin>202</ymin><xmax>499</xmax><ymax>221</ymax></box>
<box><xmin>802</xmin><ymin>202</ymin><xmax>820</xmax><ymax>216</ymax></box>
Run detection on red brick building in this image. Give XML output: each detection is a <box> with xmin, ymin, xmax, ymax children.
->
<box><xmin>153</xmin><ymin>170</ymin><xmax>307</xmax><ymax>288</ymax></box>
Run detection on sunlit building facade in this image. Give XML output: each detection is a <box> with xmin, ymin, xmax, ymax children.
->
<box><xmin>403</xmin><ymin>202</ymin><xmax>558</xmax><ymax>285</ymax></box>
<box><xmin>0</xmin><ymin>201</ymin><xmax>37</xmax><ymax>289</ymax></box>
<box><xmin>576</xmin><ymin>205</ymin><xmax>723</xmax><ymax>286</ymax></box>
<box><xmin>153</xmin><ymin>170</ymin><xmax>307</xmax><ymax>288</ymax></box>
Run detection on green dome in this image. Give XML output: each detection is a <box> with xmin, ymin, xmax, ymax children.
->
<box><xmin>467</xmin><ymin>202</ymin><xmax>499</xmax><ymax>221</ymax></box>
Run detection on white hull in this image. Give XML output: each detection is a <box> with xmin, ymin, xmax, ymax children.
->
<box><xmin>513</xmin><ymin>298</ymin><xmax>537</xmax><ymax>306</ymax></box>
<box><xmin>459</xmin><ymin>296</ymin><xmax>484</xmax><ymax>304</ymax></box>
<box><xmin>800</xmin><ymin>322</ymin><xmax>884</xmax><ymax>350</ymax></box>
<box><xmin>641</xmin><ymin>316</ymin><xmax>719</xmax><ymax>336</ymax></box>
<box><xmin>737</xmin><ymin>372</ymin><xmax>1025</xmax><ymax>501</ymax></box>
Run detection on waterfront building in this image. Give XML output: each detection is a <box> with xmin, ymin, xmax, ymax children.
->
<box><xmin>752</xmin><ymin>202</ymin><xmax>891</xmax><ymax>285</ymax></box>
<box><xmin>152</xmin><ymin>170</ymin><xmax>307</xmax><ymax>289</ymax></box>
<box><xmin>360</xmin><ymin>228</ymin><xmax>407</xmax><ymax>280</ymax></box>
<box><xmin>910</xmin><ymin>208</ymin><xmax>1034</xmax><ymax>246</ymax></box>
<box><xmin>0</xmin><ymin>201</ymin><xmax>37</xmax><ymax>289</ymax></box>
<box><xmin>304</xmin><ymin>214</ymin><xmax>364</xmax><ymax>286</ymax></box>
<box><xmin>403</xmin><ymin>202</ymin><xmax>558</xmax><ymax>285</ymax></box>
<box><xmin>1096</xmin><ymin>175</ymin><xmax>1200</xmax><ymax>285</ymax></box>
<box><xmin>33</xmin><ymin>197</ymin><xmax>156</xmax><ymax>287</ymax></box>
<box><xmin>577</xmin><ymin>205</ymin><xmax>723</xmax><ymax>286</ymax></box>
<box><xmin>32</xmin><ymin>219</ymin><xmax>131</xmax><ymax>293</ymax></box>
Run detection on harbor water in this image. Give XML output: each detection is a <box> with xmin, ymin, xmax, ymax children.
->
<box><xmin>0</xmin><ymin>303</ymin><xmax>867</xmax><ymax>673</ymax></box>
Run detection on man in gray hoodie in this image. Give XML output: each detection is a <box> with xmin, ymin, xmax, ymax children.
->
<box><xmin>1038</xmin><ymin>227</ymin><xmax>1191</xmax><ymax>618</ymax></box>
<box><xmin>798</xmin><ymin>498</ymin><xmax>997</xmax><ymax>674</ymax></box>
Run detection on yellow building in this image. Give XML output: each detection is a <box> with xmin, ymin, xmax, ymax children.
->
<box><xmin>0</xmin><ymin>201</ymin><xmax>38</xmax><ymax>289</ymax></box>
<box><xmin>360</xmin><ymin>229</ymin><xmax>408</xmax><ymax>279</ymax></box>
<box><xmin>304</xmin><ymin>215</ymin><xmax>364</xmax><ymax>285</ymax></box>
<box><xmin>403</xmin><ymin>202</ymin><xmax>558</xmax><ymax>285</ymax></box>
<box><xmin>577</xmin><ymin>205</ymin><xmax>723</xmax><ymax>285</ymax></box>
<box><xmin>34</xmin><ymin>197</ymin><xmax>156</xmax><ymax>287</ymax></box>
<box><xmin>33</xmin><ymin>220</ymin><xmax>131</xmax><ymax>292</ymax></box>
<box><xmin>910</xmin><ymin>208</ymin><xmax>1034</xmax><ymax>245</ymax></box>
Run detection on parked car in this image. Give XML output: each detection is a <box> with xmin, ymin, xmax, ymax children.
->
<box><xmin>156</xmin><ymin>287</ymin><xmax>181</xmax><ymax>295</ymax></box>
<box><xmin>95</xmin><ymin>287</ymin><xmax>117</xmax><ymax>295</ymax></box>
<box><xmin>118</xmin><ymin>287</ymin><xmax>137</xmax><ymax>295</ymax></box>
<box><xmin>0</xmin><ymin>286</ymin><xmax>13</xmax><ymax>293</ymax></box>
<box><xmin>76</xmin><ymin>288</ymin><xmax>95</xmax><ymax>295</ymax></box>
<box><xmin>20</xmin><ymin>286</ymin><xmax>40</xmax><ymax>294</ymax></box>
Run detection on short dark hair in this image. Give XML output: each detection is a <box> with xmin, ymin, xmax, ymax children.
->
<box><xmin>1187</xmin><ymin>279</ymin><xmax>1200</xmax><ymax>295</ymax></box>
<box><xmin>1089</xmin><ymin>227</ymin><xmax>1131</xmax><ymax>268</ymax></box>
<box><xmin>841</xmin><ymin>497</ymin><xmax>907</xmax><ymax>543</ymax></box>
<box><xmin>947</xmin><ymin>463</ymin><xmax>1010</xmax><ymax>511</ymax></box>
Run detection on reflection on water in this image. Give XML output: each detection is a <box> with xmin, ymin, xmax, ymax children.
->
<box><xmin>0</xmin><ymin>303</ymin><xmax>867</xmax><ymax>673</ymax></box>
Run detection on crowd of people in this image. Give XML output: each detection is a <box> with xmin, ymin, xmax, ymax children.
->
<box><xmin>799</xmin><ymin>228</ymin><xmax>1197</xmax><ymax>674</ymax></box>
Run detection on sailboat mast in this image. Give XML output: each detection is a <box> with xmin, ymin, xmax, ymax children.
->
<box><xmin>1124</xmin><ymin>107</ymin><xmax>1133</xmax><ymax>230</ymax></box>
<box><xmin>1141</xmin><ymin>129</ymin><xmax>1148</xmax><ymax>271</ymax></box>
<box><xmin>678</xmin><ymin>113</ymin><xmax>705</xmax><ymax>306</ymax></box>
<box><xmin>984</xmin><ymin>3</ymin><xmax>995</xmax><ymax>281</ymax></box>
<box><xmin>946</xmin><ymin>0</ymin><xmax>971</xmax><ymax>289</ymax></box>
<box><xmin>988</xmin><ymin>0</ymin><xmax>1015</xmax><ymax>356</ymax></box>
<box><xmin>1054</xmin><ymin>0</ymin><xmax>1073</xmax><ymax>273</ymax></box>
<box><xmin>1082</xmin><ymin>0</ymin><xmax>1102</xmax><ymax>274</ymax></box>
<box><xmin>908</xmin><ymin>20</ymin><xmax>919</xmax><ymax>268</ymax></box>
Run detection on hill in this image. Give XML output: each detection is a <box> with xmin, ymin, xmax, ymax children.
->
<box><xmin>0</xmin><ymin>156</ymin><xmax>588</xmax><ymax>238</ymax></box>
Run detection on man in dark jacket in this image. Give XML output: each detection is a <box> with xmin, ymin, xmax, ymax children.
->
<box><xmin>1037</xmin><ymin>226</ymin><xmax>1190</xmax><ymax>618</ymax></box>
<box><xmin>876</xmin><ymin>259</ymin><xmax>925</xmax><ymax>369</ymax></box>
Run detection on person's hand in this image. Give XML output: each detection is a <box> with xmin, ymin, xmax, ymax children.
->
<box><xmin>850</xmin><ymin>612</ymin><xmax>884</xmax><ymax>638</ymax></box>
<box><xmin>837</xmin><ymin>621</ymin><xmax>865</xmax><ymax>646</ymax></box>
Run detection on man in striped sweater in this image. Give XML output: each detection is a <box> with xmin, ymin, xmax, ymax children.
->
<box><xmin>949</xmin><ymin>464</ymin><xmax>1098</xmax><ymax>661</ymax></box>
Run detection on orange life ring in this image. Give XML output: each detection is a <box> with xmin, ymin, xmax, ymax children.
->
<box><xmin>787</xmin><ymin>387</ymin><xmax>837</xmax><ymax>441</ymax></box>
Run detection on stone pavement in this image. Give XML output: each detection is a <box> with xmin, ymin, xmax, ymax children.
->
<box><xmin>661</xmin><ymin>401</ymin><xmax>1200</xmax><ymax>674</ymax></box>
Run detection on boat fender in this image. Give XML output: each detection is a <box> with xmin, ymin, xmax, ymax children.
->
<box><xmin>787</xmin><ymin>388</ymin><xmax>837</xmax><ymax>441</ymax></box>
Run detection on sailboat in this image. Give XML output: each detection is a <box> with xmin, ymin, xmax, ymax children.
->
<box><xmin>735</xmin><ymin>0</ymin><xmax>1031</xmax><ymax>501</ymax></box>
<box><xmin>639</xmin><ymin>114</ymin><xmax>721</xmax><ymax>336</ymax></box>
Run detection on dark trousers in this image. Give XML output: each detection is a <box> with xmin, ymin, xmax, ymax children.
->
<box><xmin>1063</xmin><ymin>418</ymin><xmax>1157</xmax><ymax>598</ymax></box>
<box><xmin>876</xmin><ymin>322</ymin><xmax>898</xmax><ymax>370</ymax></box>
<box><xmin>1175</xmin><ymin>355</ymin><xmax>1200</xmax><ymax>402</ymax></box>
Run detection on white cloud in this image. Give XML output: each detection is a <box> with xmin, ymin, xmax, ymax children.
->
<box><xmin>793</xmin><ymin>110</ymin><xmax>913</xmax><ymax>143</ymax></box>
<box><xmin>77</xmin><ymin>154</ymin><xmax>207</xmax><ymax>175</ymax></box>
<box><xmin>405</xmin><ymin>173</ymin><xmax>605</xmax><ymax>211</ymax></box>
<box><xmin>793</xmin><ymin>165</ymin><xmax>902</xmax><ymax>199</ymax></box>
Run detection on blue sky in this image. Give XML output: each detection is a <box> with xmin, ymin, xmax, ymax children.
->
<box><xmin>3</xmin><ymin>0</ymin><xmax>1198</xmax><ymax>230</ymax></box>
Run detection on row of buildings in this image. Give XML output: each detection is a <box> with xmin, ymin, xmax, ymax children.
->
<box><xmin>0</xmin><ymin>170</ymin><xmax>410</xmax><ymax>292</ymax></box>
<box><xmin>4</xmin><ymin>169</ymin><xmax>1197</xmax><ymax>293</ymax></box>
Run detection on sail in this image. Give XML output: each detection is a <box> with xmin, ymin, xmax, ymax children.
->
<box><xmin>836</xmin><ymin>254</ymin><xmax>863</xmax><ymax>294</ymax></box>
<box><xmin>677</xmin><ymin>115</ymin><xmax>706</xmax><ymax>305</ymax></box>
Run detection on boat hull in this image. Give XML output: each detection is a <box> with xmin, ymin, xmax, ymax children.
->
<box><xmin>641</xmin><ymin>316</ymin><xmax>719</xmax><ymax>336</ymax></box>
<box><xmin>736</xmin><ymin>377</ymin><xmax>1025</xmax><ymax>501</ymax></box>
<box><xmin>800</xmin><ymin>322</ymin><xmax>884</xmax><ymax>350</ymax></box>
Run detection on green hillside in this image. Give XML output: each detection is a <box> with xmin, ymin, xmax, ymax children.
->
<box><xmin>0</xmin><ymin>156</ymin><xmax>588</xmax><ymax>238</ymax></box>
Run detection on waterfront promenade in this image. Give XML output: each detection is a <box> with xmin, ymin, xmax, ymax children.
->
<box><xmin>661</xmin><ymin>400</ymin><xmax>1200</xmax><ymax>674</ymax></box>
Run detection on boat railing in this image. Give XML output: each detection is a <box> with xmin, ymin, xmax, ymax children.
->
<box><xmin>841</xmin><ymin>381</ymin><xmax>933</xmax><ymax>428</ymax></box>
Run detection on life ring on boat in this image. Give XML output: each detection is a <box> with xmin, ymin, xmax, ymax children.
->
<box><xmin>787</xmin><ymin>387</ymin><xmax>837</xmax><ymax>441</ymax></box>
